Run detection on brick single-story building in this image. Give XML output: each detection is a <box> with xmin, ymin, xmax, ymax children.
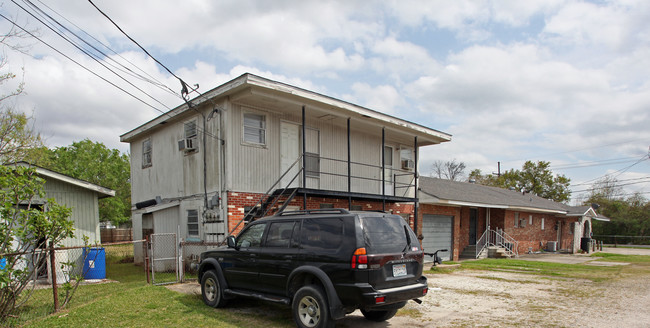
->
<box><xmin>416</xmin><ymin>177</ymin><xmax>607</xmax><ymax>261</ymax></box>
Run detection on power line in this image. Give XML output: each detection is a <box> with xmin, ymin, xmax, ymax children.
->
<box><xmin>502</xmin><ymin>138</ymin><xmax>650</xmax><ymax>164</ymax></box>
<box><xmin>5</xmin><ymin>2</ymin><xmax>222</xmax><ymax>142</ymax></box>
<box><xmin>83</xmin><ymin>0</ymin><xmax>224</xmax><ymax>141</ymax></box>
<box><xmin>550</xmin><ymin>156</ymin><xmax>642</xmax><ymax>170</ymax></box>
<box><xmin>572</xmin><ymin>175</ymin><xmax>650</xmax><ymax>187</ymax></box>
<box><xmin>13</xmin><ymin>0</ymin><xmax>173</xmax><ymax>112</ymax></box>
<box><xmin>87</xmin><ymin>0</ymin><xmax>194</xmax><ymax>101</ymax></box>
<box><xmin>37</xmin><ymin>0</ymin><xmax>182</xmax><ymax>99</ymax></box>
<box><xmin>571</xmin><ymin>179</ymin><xmax>650</xmax><ymax>194</ymax></box>
<box><xmin>35</xmin><ymin>0</ymin><xmax>181</xmax><ymax>98</ymax></box>
<box><xmin>0</xmin><ymin>11</ymin><xmax>165</xmax><ymax>114</ymax></box>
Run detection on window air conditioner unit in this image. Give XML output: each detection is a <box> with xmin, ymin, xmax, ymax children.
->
<box><xmin>401</xmin><ymin>159</ymin><xmax>415</xmax><ymax>170</ymax></box>
<box><xmin>178</xmin><ymin>138</ymin><xmax>196</xmax><ymax>152</ymax></box>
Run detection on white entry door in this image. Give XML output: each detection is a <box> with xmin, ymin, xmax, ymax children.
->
<box><xmin>280</xmin><ymin>122</ymin><xmax>300</xmax><ymax>188</ymax></box>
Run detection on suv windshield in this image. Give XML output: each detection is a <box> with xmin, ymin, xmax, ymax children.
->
<box><xmin>360</xmin><ymin>216</ymin><xmax>412</xmax><ymax>253</ymax></box>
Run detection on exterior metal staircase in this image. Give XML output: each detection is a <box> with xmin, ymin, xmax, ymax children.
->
<box><xmin>475</xmin><ymin>227</ymin><xmax>519</xmax><ymax>259</ymax></box>
<box><xmin>226</xmin><ymin>156</ymin><xmax>303</xmax><ymax>239</ymax></box>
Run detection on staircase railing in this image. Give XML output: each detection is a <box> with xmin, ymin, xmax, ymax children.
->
<box><xmin>224</xmin><ymin>156</ymin><xmax>303</xmax><ymax>240</ymax></box>
<box><xmin>476</xmin><ymin>229</ymin><xmax>489</xmax><ymax>259</ymax></box>
<box><xmin>475</xmin><ymin>227</ymin><xmax>519</xmax><ymax>258</ymax></box>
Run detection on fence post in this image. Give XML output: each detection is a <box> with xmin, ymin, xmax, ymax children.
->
<box><xmin>144</xmin><ymin>236</ymin><xmax>150</xmax><ymax>284</ymax></box>
<box><xmin>49</xmin><ymin>242</ymin><xmax>59</xmax><ymax>312</ymax></box>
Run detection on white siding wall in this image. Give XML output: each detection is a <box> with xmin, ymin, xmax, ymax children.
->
<box><xmin>227</xmin><ymin>104</ymin><xmax>409</xmax><ymax>195</ymax></box>
<box><xmin>129</xmin><ymin>105</ymin><xmax>222</xmax><ymax>205</ymax></box>
<box><xmin>44</xmin><ymin>179</ymin><xmax>100</xmax><ymax>247</ymax></box>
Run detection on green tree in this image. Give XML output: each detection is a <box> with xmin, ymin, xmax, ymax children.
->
<box><xmin>38</xmin><ymin>140</ymin><xmax>131</xmax><ymax>226</ymax></box>
<box><xmin>0</xmin><ymin>109</ymin><xmax>43</xmax><ymax>163</ymax></box>
<box><xmin>587</xmin><ymin>177</ymin><xmax>649</xmax><ymax>243</ymax></box>
<box><xmin>470</xmin><ymin>161</ymin><xmax>571</xmax><ymax>203</ymax></box>
<box><xmin>0</xmin><ymin>165</ymin><xmax>74</xmax><ymax>320</ymax></box>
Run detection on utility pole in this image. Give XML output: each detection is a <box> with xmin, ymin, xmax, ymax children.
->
<box><xmin>492</xmin><ymin>162</ymin><xmax>501</xmax><ymax>177</ymax></box>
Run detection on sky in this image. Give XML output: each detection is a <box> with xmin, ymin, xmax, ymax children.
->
<box><xmin>0</xmin><ymin>0</ymin><xmax>649</xmax><ymax>204</ymax></box>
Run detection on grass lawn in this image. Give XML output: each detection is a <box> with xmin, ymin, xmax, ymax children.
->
<box><xmin>440</xmin><ymin>253</ymin><xmax>650</xmax><ymax>282</ymax></box>
<box><xmin>12</xmin><ymin>253</ymin><xmax>650</xmax><ymax>328</ymax></box>
<box><xmin>11</xmin><ymin>260</ymin><xmax>295</xmax><ymax>328</ymax></box>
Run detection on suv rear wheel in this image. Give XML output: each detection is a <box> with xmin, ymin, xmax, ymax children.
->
<box><xmin>360</xmin><ymin>308</ymin><xmax>398</xmax><ymax>322</ymax></box>
<box><xmin>292</xmin><ymin>285</ymin><xmax>334</xmax><ymax>328</ymax></box>
<box><xmin>201</xmin><ymin>270</ymin><xmax>227</xmax><ymax>308</ymax></box>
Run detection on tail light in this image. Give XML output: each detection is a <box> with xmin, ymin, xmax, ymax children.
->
<box><xmin>351</xmin><ymin>248</ymin><xmax>368</xmax><ymax>269</ymax></box>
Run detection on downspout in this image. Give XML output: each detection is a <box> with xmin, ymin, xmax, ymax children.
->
<box><xmin>188</xmin><ymin>103</ymin><xmax>209</xmax><ymax>211</ymax></box>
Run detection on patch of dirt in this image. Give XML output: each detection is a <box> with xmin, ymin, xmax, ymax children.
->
<box><xmin>167</xmin><ymin>267</ymin><xmax>650</xmax><ymax>327</ymax></box>
<box><xmin>381</xmin><ymin>270</ymin><xmax>650</xmax><ymax>328</ymax></box>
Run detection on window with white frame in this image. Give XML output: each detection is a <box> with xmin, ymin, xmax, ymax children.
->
<box><xmin>187</xmin><ymin>209</ymin><xmax>199</xmax><ymax>237</ymax></box>
<box><xmin>184</xmin><ymin>120</ymin><xmax>197</xmax><ymax>139</ymax></box>
<box><xmin>514</xmin><ymin>212</ymin><xmax>519</xmax><ymax>227</ymax></box>
<box><xmin>142</xmin><ymin>138</ymin><xmax>152</xmax><ymax>168</ymax></box>
<box><xmin>243</xmin><ymin>113</ymin><xmax>266</xmax><ymax>145</ymax></box>
<box><xmin>180</xmin><ymin>120</ymin><xmax>199</xmax><ymax>153</ymax></box>
<box><xmin>541</xmin><ymin>218</ymin><xmax>545</xmax><ymax>230</ymax></box>
<box><xmin>399</xmin><ymin>148</ymin><xmax>414</xmax><ymax>170</ymax></box>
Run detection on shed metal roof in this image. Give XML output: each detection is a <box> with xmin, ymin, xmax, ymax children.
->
<box><xmin>11</xmin><ymin>162</ymin><xmax>115</xmax><ymax>198</ymax></box>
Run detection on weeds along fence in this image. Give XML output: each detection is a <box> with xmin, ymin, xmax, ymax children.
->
<box><xmin>1</xmin><ymin>240</ymin><xmax>147</xmax><ymax>327</ymax></box>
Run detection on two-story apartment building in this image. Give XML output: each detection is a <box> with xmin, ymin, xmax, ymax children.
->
<box><xmin>120</xmin><ymin>73</ymin><xmax>451</xmax><ymax>263</ymax></box>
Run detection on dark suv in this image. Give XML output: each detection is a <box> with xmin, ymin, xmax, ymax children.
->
<box><xmin>198</xmin><ymin>209</ymin><xmax>428</xmax><ymax>328</ymax></box>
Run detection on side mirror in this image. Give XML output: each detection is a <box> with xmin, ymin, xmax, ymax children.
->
<box><xmin>226</xmin><ymin>235</ymin><xmax>237</xmax><ymax>249</ymax></box>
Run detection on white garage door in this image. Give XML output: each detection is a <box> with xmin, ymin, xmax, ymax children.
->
<box><xmin>422</xmin><ymin>214</ymin><xmax>453</xmax><ymax>262</ymax></box>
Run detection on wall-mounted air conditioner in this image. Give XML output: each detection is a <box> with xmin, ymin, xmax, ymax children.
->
<box><xmin>178</xmin><ymin>138</ymin><xmax>197</xmax><ymax>152</ymax></box>
<box><xmin>401</xmin><ymin>159</ymin><xmax>415</xmax><ymax>170</ymax></box>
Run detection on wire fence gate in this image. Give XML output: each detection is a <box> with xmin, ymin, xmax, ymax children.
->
<box><xmin>149</xmin><ymin>233</ymin><xmax>179</xmax><ymax>285</ymax></box>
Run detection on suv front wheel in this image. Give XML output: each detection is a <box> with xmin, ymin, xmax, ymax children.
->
<box><xmin>292</xmin><ymin>285</ymin><xmax>334</xmax><ymax>328</ymax></box>
<box><xmin>201</xmin><ymin>270</ymin><xmax>227</xmax><ymax>308</ymax></box>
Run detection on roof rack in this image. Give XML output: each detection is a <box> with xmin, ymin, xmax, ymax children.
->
<box><xmin>276</xmin><ymin>208</ymin><xmax>351</xmax><ymax>216</ymax></box>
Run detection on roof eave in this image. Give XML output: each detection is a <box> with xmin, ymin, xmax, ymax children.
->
<box><xmin>120</xmin><ymin>73</ymin><xmax>452</xmax><ymax>144</ymax></box>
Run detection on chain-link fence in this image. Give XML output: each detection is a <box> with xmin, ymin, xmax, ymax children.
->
<box><xmin>1</xmin><ymin>240</ymin><xmax>147</xmax><ymax>327</ymax></box>
<box><xmin>149</xmin><ymin>233</ymin><xmax>179</xmax><ymax>285</ymax></box>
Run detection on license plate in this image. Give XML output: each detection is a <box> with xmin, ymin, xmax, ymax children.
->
<box><xmin>393</xmin><ymin>264</ymin><xmax>407</xmax><ymax>277</ymax></box>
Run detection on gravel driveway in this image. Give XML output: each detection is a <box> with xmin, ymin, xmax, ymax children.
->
<box><xmin>170</xmin><ymin>248</ymin><xmax>650</xmax><ymax>327</ymax></box>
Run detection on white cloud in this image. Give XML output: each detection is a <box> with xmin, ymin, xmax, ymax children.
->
<box><xmin>344</xmin><ymin>83</ymin><xmax>404</xmax><ymax>115</ymax></box>
<box><xmin>1</xmin><ymin>0</ymin><xmax>648</xmax><ymax>199</ymax></box>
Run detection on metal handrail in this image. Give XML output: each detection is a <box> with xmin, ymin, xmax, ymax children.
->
<box><xmin>475</xmin><ymin>228</ymin><xmax>519</xmax><ymax>258</ymax></box>
<box><xmin>476</xmin><ymin>229</ymin><xmax>489</xmax><ymax>258</ymax></box>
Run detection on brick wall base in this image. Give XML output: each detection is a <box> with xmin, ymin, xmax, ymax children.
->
<box><xmin>225</xmin><ymin>191</ymin><xmax>579</xmax><ymax>262</ymax></box>
<box><xmin>226</xmin><ymin>191</ymin><xmax>416</xmax><ymax>235</ymax></box>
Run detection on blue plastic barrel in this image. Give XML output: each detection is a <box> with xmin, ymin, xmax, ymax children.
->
<box><xmin>83</xmin><ymin>247</ymin><xmax>106</xmax><ymax>279</ymax></box>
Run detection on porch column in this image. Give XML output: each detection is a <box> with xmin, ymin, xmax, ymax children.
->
<box><xmin>414</xmin><ymin>136</ymin><xmax>419</xmax><ymax>236</ymax></box>
<box><xmin>381</xmin><ymin>127</ymin><xmax>386</xmax><ymax>212</ymax></box>
<box><xmin>347</xmin><ymin>118</ymin><xmax>351</xmax><ymax>209</ymax></box>
<box><xmin>302</xmin><ymin>105</ymin><xmax>307</xmax><ymax>209</ymax></box>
